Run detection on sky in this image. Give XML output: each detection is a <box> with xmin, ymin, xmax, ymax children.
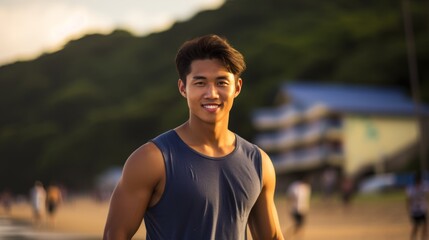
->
<box><xmin>0</xmin><ymin>0</ymin><xmax>225</xmax><ymax>66</ymax></box>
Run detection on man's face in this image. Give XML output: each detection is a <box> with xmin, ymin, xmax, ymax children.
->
<box><xmin>178</xmin><ymin>58</ymin><xmax>242</xmax><ymax>125</ymax></box>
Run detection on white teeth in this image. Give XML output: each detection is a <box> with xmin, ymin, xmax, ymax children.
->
<box><xmin>204</xmin><ymin>105</ymin><xmax>218</xmax><ymax>109</ymax></box>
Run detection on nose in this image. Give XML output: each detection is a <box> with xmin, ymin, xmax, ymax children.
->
<box><xmin>204</xmin><ymin>83</ymin><xmax>219</xmax><ymax>98</ymax></box>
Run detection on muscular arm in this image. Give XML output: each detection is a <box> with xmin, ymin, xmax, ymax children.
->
<box><xmin>248</xmin><ymin>149</ymin><xmax>284</xmax><ymax>240</ymax></box>
<box><xmin>103</xmin><ymin>142</ymin><xmax>164</xmax><ymax>240</ymax></box>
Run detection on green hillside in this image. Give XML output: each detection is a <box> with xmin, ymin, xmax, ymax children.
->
<box><xmin>1</xmin><ymin>0</ymin><xmax>428</xmax><ymax>192</ymax></box>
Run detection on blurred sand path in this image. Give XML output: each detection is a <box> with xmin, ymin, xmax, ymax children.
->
<box><xmin>1</xmin><ymin>192</ymin><xmax>411</xmax><ymax>240</ymax></box>
<box><xmin>276</xmin><ymin>193</ymin><xmax>410</xmax><ymax>240</ymax></box>
<box><xmin>1</xmin><ymin>196</ymin><xmax>146</xmax><ymax>239</ymax></box>
<box><xmin>0</xmin><ymin>216</ymin><xmax>98</xmax><ymax>239</ymax></box>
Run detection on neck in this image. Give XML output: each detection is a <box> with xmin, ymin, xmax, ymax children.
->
<box><xmin>183</xmin><ymin>119</ymin><xmax>231</xmax><ymax>144</ymax></box>
<box><xmin>176</xmin><ymin>120</ymin><xmax>235</xmax><ymax>158</ymax></box>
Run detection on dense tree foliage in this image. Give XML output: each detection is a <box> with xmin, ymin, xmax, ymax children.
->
<box><xmin>1</xmin><ymin>0</ymin><xmax>428</xmax><ymax>193</ymax></box>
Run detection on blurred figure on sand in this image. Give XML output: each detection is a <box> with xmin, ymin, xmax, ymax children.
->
<box><xmin>30</xmin><ymin>181</ymin><xmax>46</xmax><ymax>225</ymax></box>
<box><xmin>46</xmin><ymin>182</ymin><xmax>63</xmax><ymax>226</ymax></box>
<box><xmin>340</xmin><ymin>176</ymin><xmax>354</xmax><ymax>209</ymax></box>
<box><xmin>286</xmin><ymin>175</ymin><xmax>311</xmax><ymax>239</ymax></box>
<box><xmin>321</xmin><ymin>168</ymin><xmax>337</xmax><ymax>201</ymax></box>
<box><xmin>0</xmin><ymin>189</ymin><xmax>13</xmax><ymax>215</ymax></box>
<box><xmin>406</xmin><ymin>172</ymin><xmax>429</xmax><ymax>240</ymax></box>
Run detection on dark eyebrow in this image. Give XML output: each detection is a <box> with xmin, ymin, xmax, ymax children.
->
<box><xmin>216</xmin><ymin>76</ymin><xmax>230</xmax><ymax>80</ymax></box>
<box><xmin>191</xmin><ymin>75</ymin><xmax>232</xmax><ymax>81</ymax></box>
<box><xmin>192</xmin><ymin>76</ymin><xmax>207</xmax><ymax>80</ymax></box>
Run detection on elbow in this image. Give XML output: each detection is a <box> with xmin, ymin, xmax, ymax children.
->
<box><xmin>254</xmin><ymin>232</ymin><xmax>284</xmax><ymax>240</ymax></box>
<box><xmin>102</xmin><ymin>230</ymin><xmax>110</xmax><ymax>240</ymax></box>
<box><xmin>103</xmin><ymin>228</ymin><xmax>114</xmax><ymax>240</ymax></box>
<box><xmin>103</xmin><ymin>229</ymin><xmax>133</xmax><ymax>240</ymax></box>
<box><xmin>270</xmin><ymin>230</ymin><xmax>284</xmax><ymax>240</ymax></box>
<box><xmin>273</xmin><ymin>233</ymin><xmax>284</xmax><ymax>240</ymax></box>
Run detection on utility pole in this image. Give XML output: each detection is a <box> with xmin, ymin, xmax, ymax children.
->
<box><xmin>401</xmin><ymin>0</ymin><xmax>427</xmax><ymax>174</ymax></box>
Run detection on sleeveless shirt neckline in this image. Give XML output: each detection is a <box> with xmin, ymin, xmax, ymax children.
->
<box><xmin>171</xmin><ymin>130</ymin><xmax>238</xmax><ymax>161</ymax></box>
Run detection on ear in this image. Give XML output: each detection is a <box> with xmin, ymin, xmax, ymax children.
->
<box><xmin>178</xmin><ymin>79</ymin><xmax>186</xmax><ymax>98</ymax></box>
<box><xmin>234</xmin><ymin>78</ymin><xmax>243</xmax><ymax>98</ymax></box>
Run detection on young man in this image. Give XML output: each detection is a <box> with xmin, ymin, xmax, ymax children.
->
<box><xmin>103</xmin><ymin>34</ymin><xmax>284</xmax><ymax>240</ymax></box>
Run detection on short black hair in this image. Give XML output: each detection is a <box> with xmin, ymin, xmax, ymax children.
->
<box><xmin>175</xmin><ymin>34</ymin><xmax>246</xmax><ymax>84</ymax></box>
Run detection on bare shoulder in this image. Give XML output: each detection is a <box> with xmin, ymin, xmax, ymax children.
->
<box><xmin>126</xmin><ymin>142</ymin><xmax>163</xmax><ymax>167</ymax></box>
<box><xmin>121</xmin><ymin>142</ymin><xmax>164</xmax><ymax>190</ymax></box>
<box><xmin>257</xmin><ymin>147</ymin><xmax>276</xmax><ymax>187</ymax></box>
<box><xmin>104</xmin><ymin>142</ymin><xmax>165</xmax><ymax>238</ymax></box>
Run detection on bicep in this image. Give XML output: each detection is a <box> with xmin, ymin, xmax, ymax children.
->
<box><xmin>103</xmin><ymin>143</ymin><xmax>164</xmax><ymax>240</ymax></box>
<box><xmin>248</xmin><ymin>149</ymin><xmax>284</xmax><ymax>240</ymax></box>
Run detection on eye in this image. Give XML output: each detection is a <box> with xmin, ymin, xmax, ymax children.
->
<box><xmin>217</xmin><ymin>80</ymin><xmax>229</xmax><ymax>86</ymax></box>
<box><xmin>194</xmin><ymin>81</ymin><xmax>205</xmax><ymax>86</ymax></box>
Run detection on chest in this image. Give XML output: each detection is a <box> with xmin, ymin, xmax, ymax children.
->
<box><xmin>165</xmin><ymin>153</ymin><xmax>261</xmax><ymax>216</ymax></box>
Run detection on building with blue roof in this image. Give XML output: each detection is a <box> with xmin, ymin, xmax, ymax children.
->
<box><xmin>252</xmin><ymin>82</ymin><xmax>428</xmax><ymax>179</ymax></box>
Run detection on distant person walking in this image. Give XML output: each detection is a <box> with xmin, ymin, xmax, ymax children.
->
<box><xmin>406</xmin><ymin>172</ymin><xmax>429</xmax><ymax>240</ymax></box>
<box><xmin>287</xmin><ymin>176</ymin><xmax>311</xmax><ymax>239</ymax></box>
<box><xmin>0</xmin><ymin>189</ymin><xmax>13</xmax><ymax>215</ymax></box>
<box><xmin>46</xmin><ymin>183</ymin><xmax>63</xmax><ymax>226</ymax></box>
<box><xmin>30</xmin><ymin>181</ymin><xmax>46</xmax><ymax>226</ymax></box>
<box><xmin>340</xmin><ymin>176</ymin><xmax>354</xmax><ymax>209</ymax></box>
<box><xmin>322</xmin><ymin>168</ymin><xmax>337</xmax><ymax>201</ymax></box>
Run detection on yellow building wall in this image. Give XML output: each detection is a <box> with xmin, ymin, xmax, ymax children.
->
<box><xmin>343</xmin><ymin>115</ymin><xmax>418</xmax><ymax>175</ymax></box>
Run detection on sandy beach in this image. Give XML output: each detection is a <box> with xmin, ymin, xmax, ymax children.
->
<box><xmin>0</xmin><ymin>191</ymin><xmax>411</xmax><ymax>240</ymax></box>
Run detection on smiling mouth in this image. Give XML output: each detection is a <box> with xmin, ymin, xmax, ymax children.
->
<box><xmin>202</xmin><ymin>104</ymin><xmax>221</xmax><ymax>110</ymax></box>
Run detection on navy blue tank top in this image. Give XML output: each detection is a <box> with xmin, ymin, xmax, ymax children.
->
<box><xmin>144</xmin><ymin>130</ymin><xmax>262</xmax><ymax>240</ymax></box>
